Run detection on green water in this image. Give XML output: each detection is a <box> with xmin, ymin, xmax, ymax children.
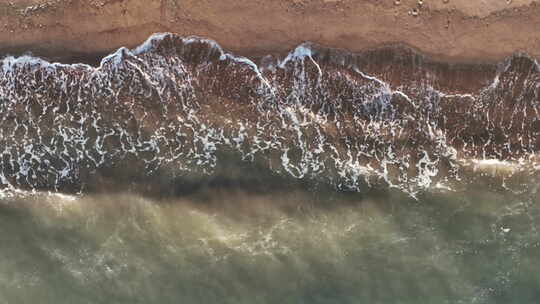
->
<box><xmin>1</xmin><ymin>187</ymin><xmax>539</xmax><ymax>304</ymax></box>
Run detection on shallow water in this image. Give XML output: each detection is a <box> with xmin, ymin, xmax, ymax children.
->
<box><xmin>1</xmin><ymin>187</ymin><xmax>539</xmax><ymax>304</ymax></box>
<box><xmin>1</xmin><ymin>32</ymin><xmax>540</xmax><ymax>303</ymax></box>
<box><xmin>2</xmin><ymin>33</ymin><xmax>540</xmax><ymax>196</ymax></box>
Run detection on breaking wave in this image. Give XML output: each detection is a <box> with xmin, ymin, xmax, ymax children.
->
<box><xmin>1</xmin><ymin>33</ymin><xmax>540</xmax><ymax>196</ymax></box>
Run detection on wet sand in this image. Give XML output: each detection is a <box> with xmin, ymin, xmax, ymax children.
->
<box><xmin>0</xmin><ymin>0</ymin><xmax>539</xmax><ymax>63</ymax></box>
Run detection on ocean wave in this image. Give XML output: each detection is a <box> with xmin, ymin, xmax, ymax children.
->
<box><xmin>0</xmin><ymin>32</ymin><xmax>539</xmax><ymax>196</ymax></box>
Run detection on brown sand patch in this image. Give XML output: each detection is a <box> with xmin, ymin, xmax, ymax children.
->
<box><xmin>0</xmin><ymin>0</ymin><xmax>538</xmax><ymax>63</ymax></box>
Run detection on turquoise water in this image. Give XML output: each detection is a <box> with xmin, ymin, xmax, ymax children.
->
<box><xmin>1</xmin><ymin>186</ymin><xmax>539</xmax><ymax>304</ymax></box>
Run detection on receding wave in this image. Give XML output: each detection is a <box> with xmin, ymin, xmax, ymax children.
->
<box><xmin>1</xmin><ymin>33</ymin><xmax>540</xmax><ymax>196</ymax></box>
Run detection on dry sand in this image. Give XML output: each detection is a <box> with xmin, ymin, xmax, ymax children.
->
<box><xmin>0</xmin><ymin>0</ymin><xmax>539</xmax><ymax>63</ymax></box>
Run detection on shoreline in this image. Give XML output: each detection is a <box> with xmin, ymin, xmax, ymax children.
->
<box><xmin>0</xmin><ymin>0</ymin><xmax>539</xmax><ymax>65</ymax></box>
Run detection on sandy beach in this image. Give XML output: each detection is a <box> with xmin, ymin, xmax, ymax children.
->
<box><xmin>0</xmin><ymin>0</ymin><xmax>538</xmax><ymax>63</ymax></box>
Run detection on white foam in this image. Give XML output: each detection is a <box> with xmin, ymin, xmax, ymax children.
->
<box><xmin>2</xmin><ymin>55</ymin><xmax>50</xmax><ymax>73</ymax></box>
<box><xmin>534</xmin><ymin>58</ymin><xmax>540</xmax><ymax>73</ymax></box>
<box><xmin>2</xmin><ymin>32</ymin><xmax>539</xmax><ymax>198</ymax></box>
<box><xmin>470</xmin><ymin>158</ymin><xmax>518</xmax><ymax>176</ymax></box>
<box><xmin>132</xmin><ymin>32</ymin><xmax>173</xmax><ymax>55</ymax></box>
<box><xmin>100</xmin><ymin>47</ymin><xmax>135</xmax><ymax>67</ymax></box>
<box><xmin>279</xmin><ymin>44</ymin><xmax>315</xmax><ymax>68</ymax></box>
<box><xmin>474</xmin><ymin>159</ymin><xmax>509</xmax><ymax>166</ymax></box>
<box><xmin>1</xmin><ymin>54</ymin><xmax>92</xmax><ymax>74</ymax></box>
<box><xmin>222</xmin><ymin>54</ymin><xmax>272</xmax><ymax>89</ymax></box>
